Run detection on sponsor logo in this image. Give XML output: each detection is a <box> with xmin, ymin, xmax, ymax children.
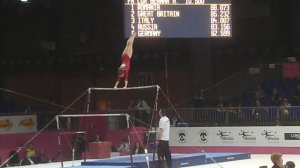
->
<box><xmin>261</xmin><ymin>130</ymin><xmax>279</xmax><ymax>141</ymax></box>
<box><xmin>217</xmin><ymin>130</ymin><xmax>234</xmax><ymax>141</ymax></box>
<box><xmin>0</xmin><ymin>119</ymin><xmax>13</xmax><ymax>130</ymax></box>
<box><xmin>177</xmin><ymin>130</ymin><xmax>187</xmax><ymax>143</ymax></box>
<box><xmin>19</xmin><ymin>118</ymin><xmax>35</xmax><ymax>129</ymax></box>
<box><xmin>239</xmin><ymin>130</ymin><xmax>256</xmax><ymax>141</ymax></box>
<box><xmin>284</xmin><ymin>133</ymin><xmax>300</xmax><ymax>140</ymax></box>
<box><xmin>199</xmin><ymin>130</ymin><xmax>208</xmax><ymax>143</ymax></box>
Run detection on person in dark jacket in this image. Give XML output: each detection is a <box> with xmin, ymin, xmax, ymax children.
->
<box><xmin>132</xmin><ymin>141</ymin><xmax>145</xmax><ymax>155</ymax></box>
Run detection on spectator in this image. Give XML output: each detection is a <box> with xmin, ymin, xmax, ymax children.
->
<box><xmin>294</xmin><ymin>84</ymin><xmax>300</xmax><ymax>99</ymax></box>
<box><xmin>128</xmin><ymin>100</ymin><xmax>137</xmax><ymax>115</ymax></box>
<box><xmin>128</xmin><ymin>100</ymin><xmax>137</xmax><ymax>126</ymax></box>
<box><xmin>136</xmin><ymin>99</ymin><xmax>151</xmax><ymax>114</ymax></box>
<box><xmin>7</xmin><ymin>150</ymin><xmax>20</xmax><ymax>166</ymax></box>
<box><xmin>75</xmin><ymin>133</ymin><xmax>88</xmax><ymax>160</ymax></box>
<box><xmin>132</xmin><ymin>141</ymin><xmax>145</xmax><ymax>155</ymax></box>
<box><xmin>111</xmin><ymin>144</ymin><xmax>118</xmax><ymax>152</ymax></box>
<box><xmin>254</xmin><ymin>85</ymin><xmax>265</xmax><ymax>99</ymax></box>
<box><xmin>270</xmin><ymin>88</ymin><xmax>282</xmax><ymax>105</ymax></box>
<box><xmin>171</xmin><ymin>116</ymin><xmax>178</xmax><ymax>127</ymax></box>
<box><xmin>194</xmin><ymin>85</ymin><xmax>205</xmax><ymax>107</ymax></box>
<box><xmin>216</xmin><ymin>95</ymin><xmax>228</xmax><ymax>109</ymax></box>
<box><xmin>251</xmin><ymin>99</ymin><xmax>263</xmax><ymax>123</ymax></box>
<box><xmin>136</xmin><ymin>99</ymin><xmax>151</xmax><ymax>126</ymax></box>
<box><xmin>20</xmin><ymin>156</ymin><xmax>35</xmax><ymax>165</ymax></box>
<box><xmin>231</xmin><ymin>103</ymin><xmax>242</xmax><ymax>125</ymax></box>
<box><xmin>21</xmin><ymin>144</ymin><xmax>39</xmax><ymax>165</ymax></box>
<box><xmin>278</xmin><ymin>98</ymin><xmax>291</xmax><ymax>125</ymax></box>
<box><xmin>118</xmin><ymin>138</ymin><xmax>130</xmax><ymax>152</ymax></box>
<box><xmin>285</xmin><ymin>161</ymin><xmax>295</xmax><ymax>168</ymax></box>
<box><xmin>26</xmin><ymin>143</ymin><xmax>39</xmax><ymax>163</ymax></box>
<box><xmin>270</xmin><ymin>152</ymin><xmax>284</xmax><ymax>168</ymax></box>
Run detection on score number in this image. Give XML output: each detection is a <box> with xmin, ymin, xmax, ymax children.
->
<box><xmin>210</xmin><ymin>4</ymin><xmax>231</xmax><ymax>37</ymax></box>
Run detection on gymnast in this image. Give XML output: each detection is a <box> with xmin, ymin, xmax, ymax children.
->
<box><xmin>114</xmin><ymin>32</ymin><xmax>136</xmax><ymax>88</ymax></box>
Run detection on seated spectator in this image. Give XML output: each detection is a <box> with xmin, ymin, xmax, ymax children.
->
<box><xmin>75</xmin><ymin>133</ymin><xmax>88</xmax><ymax>160</ymax></box>
<box><xmin>118</xmin><ymin>139</ymin><xmax>130</xmax><ymax>152</ymax></box>
<box><xmin>251</xmin><ymin>99</ymin><xmax>262</xmax><ymax>123</ymax></box>
<box><xmin>128</xmin><ymin>100</ymin><xmax>137</xmax><ymax>114</ymax></box>
<box><xmin>270</xmin><ymin>152</ymin><xmax>284</xmax><ymax>168</ymax></box>
<box><xmin>280</xmin><ymin>98</ymin><xmax>291</xmax><ymax>115</ymax></box>
<box><xmin>254</xmin><ymin>85</ymin><xmax>265</xmax><ymax>99</ymax></box>
<box><xmin>294</xmin><ymin>84</ymin><xmax>300</xmax><ymax>98</ymax></box>
<box><xmin>111</xmin><ymin>144</ymin><xmax>118</xmax><ymax>152</ymax></box>
<box><xmin>26</xmin><ymin>144</ymin><xmax>36</xmax><ymax>155</ymax></box>
<box><xmin>194</xmin><ymin>85</ymin><xmax>205</xmax><ymax>107</ymax></box>
<box><xmin>136</xmin><ymin>99</ymin><xmax>151</xmax><ymax>114</ymax></box>
<box><xmin>136</xmin><ymin>99</ymin><xmax>151</xmax><ymax>126</ymax></box>
<box><xmin>171</xmin><ymin>116</ymin><xmax>178</xmax><ymax>127</ymax></box>
<box><xmin>285</xmin><ymin>161</ymin><xmax>295</xmax><ymax>168</ymax></box>
<box><xmin>20</xmin><ymin>156</ymin><xmax>35</xmax><ymax>165</ymax></box>
<box><xmin>21</xmin><ymin>143</ymin><xmax>38</xmax><ymax>166</ymax></box>
<box><xmin>23</xmin><ymin>143</ymin><xmax>47</xmax><ymax>164</ymax></box>
<box><xmin>294</xmin><ymin>84</ymin><xmax>300</xmax><ymax>105</ymax></box>
<box><xmin>132</xmin><ymin>141</ymin><xmax>145</xmax><ymax>155</ymax></box>
<box><xmin>128</xmin><ymin>100</ymin><xmax>137</xmax><ymax>126</ymax></box>
<box><xmin>7</xmin><ymin>150</ymin><xmax>20</xmax><ymax>166</ymax></box>
<box><xmin>270</xmin><ymin>88</ymin><xmax>282</xmax><ymax>105</ymax></box>
<box><xmin>26</xmin><ymin>143</ymin><xmax>39</xmax><ymax>163</ymax></box>
<box><xmin>278</xmin><ymin>98</ymin><xmax>291</xmax><ymax>125</ymax></box>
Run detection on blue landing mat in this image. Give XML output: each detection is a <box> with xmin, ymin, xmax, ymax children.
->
<box><xmin>78</xmin><ymin>152</ymin><xmax>250</xmax><ymax>168</ymax></box>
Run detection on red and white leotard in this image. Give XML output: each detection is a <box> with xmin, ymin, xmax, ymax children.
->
<box><xmin>117</xmin><ymin>53</ymin><xmax>131</xmax><ymax>81</ymax></box>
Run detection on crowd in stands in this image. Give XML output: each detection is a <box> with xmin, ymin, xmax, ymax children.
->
<box><xmin>190</xmin><ymin>78</ymin><xmax>300</xmax><ymax>126</ymax></box>
<box><xmin>193</xmin><ymin>78</ymin><xmax>300</xmax><ymax>108</ymax></box>
<box><xmin>5</xmin><ymin>143</ymin><xmax>49</xmax><ymax>167</ymax></box>
<box><xmin>238</xmin><ymin>79</ymin><xmax>300</xmax><ymax>107</ymax></box>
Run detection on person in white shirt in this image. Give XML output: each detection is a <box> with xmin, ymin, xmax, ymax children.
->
<box><xmin>157</xmin><ymin>109</ymin><xmax>172</xmax><ymax>168</ymax></box>
<box><xmin>118</xmin><ymin>139</ymin><xmax>130</xmax><ymax>152</ymax></box>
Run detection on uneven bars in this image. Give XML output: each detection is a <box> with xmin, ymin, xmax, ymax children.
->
<box><xmin>57</xmin><ymin>113</ymin><xmax>129</xmax><ymax>118</ymax></box>
<box><xmin>89</xmin><ymin>85</ymin><xmax>159</xmax><ymax>91</ymax></box>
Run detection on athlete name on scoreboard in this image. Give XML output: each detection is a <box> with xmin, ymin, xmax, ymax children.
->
<box><xmin>128</xmin><ymin>0</ymin><xmax>181</xmax><ymax>37</ymax></box>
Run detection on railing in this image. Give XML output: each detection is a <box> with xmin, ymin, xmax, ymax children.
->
<box><xmin>166</xmin><ymin>106</ymin><xmax>300</xmax><ymax>127</ymax></box>
<box><xmin>108</xmin><ymin>106</ymin><xmax>300</xmax><ymax>128</ymax></box>
<box><xmin>2</xmin><ymin>106</ymin><xmax>299</xmax><ymax>130</ymax></box>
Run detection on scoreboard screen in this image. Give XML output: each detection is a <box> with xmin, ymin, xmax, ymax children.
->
<box><xmin>124</xmin><ymin>0</ymin><xmax>232</xmax><ymax>38</ymax></box>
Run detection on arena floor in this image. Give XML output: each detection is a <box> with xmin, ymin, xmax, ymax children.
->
<box><xmin>9</xmin><ymin>154</ymin><xmax>299</xmax><ymax>168</ymax></box>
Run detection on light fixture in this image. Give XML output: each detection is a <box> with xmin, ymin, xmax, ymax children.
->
<box><xmin>20</xmin><ymin>0</ymin><xmax>29</xmax><ymax>3</ymax></box>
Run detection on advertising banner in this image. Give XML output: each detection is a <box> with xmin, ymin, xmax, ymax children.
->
<box><xmin>0</xmin><ymin>115</ymin><xmax>37</xmax><ymax>134</ymax></box>
<box><xmin>170</xmin><ymin>126</ymin><xmax>300</xmax><ymax>147</ymax></box>
<box><xmin>282</xmin><ymin>63</ymin><xmax>300</xmax><ymax>78</ymax></box>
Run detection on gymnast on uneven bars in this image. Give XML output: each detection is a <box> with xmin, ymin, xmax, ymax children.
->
<box><xmin>114</xmin><ymin>32</ymin><xmax>136</xmax><ymax>88</ymax></box>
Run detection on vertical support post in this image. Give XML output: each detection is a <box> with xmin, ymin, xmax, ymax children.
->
<box><xmin>58</xmin><ymin>133</ymin><xmax>63</xmax><ymax>167</ymax></box>
<box><xmin>86</xmin><ymin>88</ymin><xmax>91</xmax><ymax>114</ymax></box>
<box><xmin>152</xmin><ymin>85</ymin><xmax>160</xmax><ymax>168</ymax></box>
<box><xmin>128</xmin><ymin>133</ymin><xmax>133</xmax><ymax>168</ymax></box>
<box><xmin>56</xmin><ymin>115</ymin><xmax>60</xmax><ymax>130</ymax></box>
<box><xmin>164</xmin><ymin>54</ymin><xmax>170</xmax><ymax>101</ymax></box>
